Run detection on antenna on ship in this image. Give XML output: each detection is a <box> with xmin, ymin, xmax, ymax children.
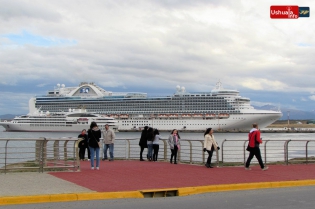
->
<box><xmin>215</xmin><ymin>80</ymin><xmax>222</xmax><ymax>90</ymax></box>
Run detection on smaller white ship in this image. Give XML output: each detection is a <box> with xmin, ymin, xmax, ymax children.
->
<box><xmin>0</xmin><ymin>108</ymin><xmax>118</xmax><ymax>132</ymax></box>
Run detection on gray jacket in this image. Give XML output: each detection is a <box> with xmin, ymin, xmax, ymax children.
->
<box><xmin>168</xmin><ymin>134</ymin><xmax>180</xmax><ymax>149</ymax></box>
<box><xmin>102</xmin><ymin>129</ymin><xmax>115</xmax><ymax>144</ymax></box>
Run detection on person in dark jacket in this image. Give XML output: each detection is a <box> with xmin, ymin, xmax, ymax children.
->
<box><xmin>78</xmin><ymin>129</ymin><xmax>90</xmax><ymax>161</ymax></box>
<box><xmin>88</xmin><ymin>122</ymin><xmax>102</xmax><ymax>170</ymax></box>
<box><xmin>139</xmin><ymin>126</ymin><xmax>148</xmax><ymax>161</ymax></box>
<box><xmin>245</xmin><ymin>123</ymin><xmax>268</xmax><ymax>171</ymax></box>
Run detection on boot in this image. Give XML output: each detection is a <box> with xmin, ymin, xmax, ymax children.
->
<box><xmin>205</xmin><ymin>163</ymin><xmax>210</xmax><ymax>168</ymax></box>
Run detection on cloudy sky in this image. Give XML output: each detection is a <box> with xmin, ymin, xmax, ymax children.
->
<box><xmin>0</xmin><ymin>0</ymin><xmax>314</xmax><ymax>115</ymax></box>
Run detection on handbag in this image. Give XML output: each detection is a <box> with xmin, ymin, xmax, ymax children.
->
<box><xmin>246</xmin><ymin>145</ymin><xmax>251</xmax><ymax>151</ymax></box>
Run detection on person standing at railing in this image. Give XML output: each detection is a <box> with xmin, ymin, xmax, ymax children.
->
<box><xmin>203</xmin><ymin>128</ymin><xmax>220</xmax><ymax>168</ymax></box>
<box><xmin>102</xmin><ymin>124</ymin><xmax>115</xmax><ymax>161</ymax></box>
<box><xmin>245</xmin><ymin>123</ymin><xmax>268</xmax><ymax>171</ymax></box>
<box><xmin>147</xmin><ymin>127</ymin><xmax>154</xmax><ymax>161</ymax></box>
<box><xmin>152</xmin><ymin>129</ymin><xmax>162</xmax><ymax>162</ymax></box>
<box><xmin>88</xmin><ymin>121</ymin><xmax>102</xmax><ymax>170</ymax></box>
<box><xmin>168</xmin><ymin>129</ymin><xmax>181</xmax><ymax>164</ymax></box>
<box><xmin>139</xmin><ymin>126</ymin><xmax>148</xmax><ymax>161</ymax></box>
<box><xmin>78</xmin><ymin>129</ymin><xmax>90</xmax><ymax>161</ymax></box>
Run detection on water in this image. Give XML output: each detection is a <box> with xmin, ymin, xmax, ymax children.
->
<box><xmin>1</xmin><ymin>126</ymin><xmax>315</xmax><ymax>165</ymax></box>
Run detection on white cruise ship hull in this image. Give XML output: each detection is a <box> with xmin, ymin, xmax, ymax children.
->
<box><xmin>0</xmin><ymin>122</ymin><xmax>109</xmax><ymax>132</ymax></box>
<box><xmin>117</xmin><ymin>112</ymin><xmax>282</xmax><ymax>131</ymax></box>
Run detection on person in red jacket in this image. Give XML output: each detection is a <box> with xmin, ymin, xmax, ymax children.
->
<box><xmin>245</xmin><ymin>123</ymin><xmax>268</xmax><ymax>171</ymax></box>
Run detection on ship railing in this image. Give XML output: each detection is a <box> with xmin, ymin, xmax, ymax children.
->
<box><xmin>0</xmin><ymin>138</ymin><xmax>80</xmax><ymax>174</ymax></box>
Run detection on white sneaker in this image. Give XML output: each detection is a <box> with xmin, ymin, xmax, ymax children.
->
<box><xmin>91</xmin><ymin>167</ymin><xmax>94</xmax><ymax>170</ymax></box>
<box><xmin>245</xmin><ymin>167</ymin><xmax>251</xmax><ymax>170</ymax></box>
<box><xmin>88</xmin><ymin>159</ymin><xmax>90</xmax><ymax>161</ymax></box>
<box><xmin>96</xmin><ymin>167</ymin><xmax>99</xmax><ymax>170</ymax></box>
<box><xmin>262</xmin><ymin>167</ymin><xmax>269</xmax><ymax>171</ymax></box>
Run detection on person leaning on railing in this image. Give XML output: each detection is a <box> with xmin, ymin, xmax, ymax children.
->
<box><xmin>78</xmin><ymin>129</ymin><xmax>90</xmax><ymax>161</ymax></box>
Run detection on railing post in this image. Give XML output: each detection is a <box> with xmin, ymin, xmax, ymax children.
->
<box><xmin>163</xmin><ymin>139</ymin><xmax>168</xmax><ymax>161</ymax></box>
<box><xmin>200</xmin><ymin>140</ymin><xmax>205</xmax><ymax>164</ymax></box>
<box><xmin>243</xmin><ymin>140</ymin><xmax>247</xmax><ymax>164</ymax></box>
<box><xmin>64</xmin><ymin>140</ymin><xmax>69</xmax><ymax>163</ymax></box>
<box><xmin>264</xmin><ymin>140</ymin><xmax>269</xmax><ymax>165</ymax></box>
<box><xmin>54</xmin><ymin>140</ymin><xmax>60</xmax><ymax>161</ymax></box>
<box><xmin>39</xmin><ymin>138</ymin><xmax>46</xmax><ymax>173</ymax></box>
<box><xmin>75</xmin><ymin>139</ymin><xmax>81</xmax><ymax>171</ymax></box>
<box><xmin>284</xmin><ymin>139</ymin><xmax>291</xmax><ymax>165</ymax></box>
<box><xmin>126</xmin><ymin>139</ymin><xmax>130</xmax><ymax>159</ymax></box>
<box><xmin>187</xmin><ymin>140</ymin><xmax>192</xmax><ymax>164</ymax></box>
<box><xmin>306</xmin><ymin>141</ymin><xmax>310</xmax><ymax>164</ymax></box>
<box><xmin>221</xmin><ymin>139</ymin><xmax>227</xmax><ymax>166</ymax></box>
<box><xmin>4</xmin><ymin>140</ymin><xmax>9</xmax><ymax>174</ymax></box>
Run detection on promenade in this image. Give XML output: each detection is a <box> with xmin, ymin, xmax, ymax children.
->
<box><xmin>1</xmin><ymin>160</ymin><xmax>315</xmax><ymax>206</ymax></box>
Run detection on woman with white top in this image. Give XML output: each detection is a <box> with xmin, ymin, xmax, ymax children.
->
<box><xmin>152</xmin><ymin>129</ymin><xmax>162</xmax><ymax>162</ymax></box>
<box><xmin>203</xmin><ymin>128</ymin><xmax>220</xmax><ymax>168</ymax></box>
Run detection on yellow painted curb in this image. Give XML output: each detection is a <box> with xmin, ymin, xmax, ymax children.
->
<box><xmin>0</xmin><ymin>191</ymin><xmax>143</xmax><ymax>206</ymax></box>
<box><xmin>178</xmin><ymin>180</ymin><xmax>315</xmax><ymax>196</ymax></box>
<box><xmin>1</xmin><ymin>180</ymin><xmax>315</xmax><ymax>206</ymax></box>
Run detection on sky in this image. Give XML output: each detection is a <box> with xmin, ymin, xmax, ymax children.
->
<box><xmin>0</xmin><ymin>0</ymin><xmax>315</xmax><ymax>115</ymax></box>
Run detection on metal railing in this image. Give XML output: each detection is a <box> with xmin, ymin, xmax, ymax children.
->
<box><xmin>0</xmin><ymin>137</ymin><xmax>80</xmax><ymax>173</ymax></box>
<box><xmin>221</xmin><ymin>139</ymin><xmax>315</xmax><ymax>166</ymax></box>
<box><xmin>1</xmin><ymin>138</ymin><xmax>314</xmax><ymax>173</ymax></box>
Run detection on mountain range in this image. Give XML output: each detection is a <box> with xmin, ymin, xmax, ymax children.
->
<box><xmin>253</xmin><ymin>105</ymin><xmax>315</xmax><ymax>120</ymax></box>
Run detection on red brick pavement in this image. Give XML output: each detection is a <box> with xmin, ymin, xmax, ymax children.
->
<box><xmin>49</xmin><ymin>160</ymin><xmax>315</xmax><ymax>192</ymax></box>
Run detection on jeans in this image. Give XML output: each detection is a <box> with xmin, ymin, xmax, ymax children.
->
<box><xmin>245</xmin><ymin>147</ymin><xmax>264</xmax><ymax>168</ymax></box>
<box><xmin>103</xmin><ymin>143</ymin><xmax>114</xmax><ymax>160</ymax></box>
<box><xmin>147</xmin><ymin>143</ymin><xmax>153</xmax><ymax>160</ymax></box>
<box><xmin>89</xmin><ymin>146</ymin><xmax>100</xmax><ymax>168</ymax></box>
<box><xmin>153</xmin><ymin>144</ymin><xmax>159</xmax><ymax>161</ymax></box>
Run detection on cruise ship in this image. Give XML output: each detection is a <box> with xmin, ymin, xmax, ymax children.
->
<box><xmin>0</xmin><ymin>108</ymin><xmax>118</xmax><ymax>132</ymax></box>
<box><xmin>26</xmin><ymin>81</ymin><xmax>282</xmax><ymax>131</ymax></box>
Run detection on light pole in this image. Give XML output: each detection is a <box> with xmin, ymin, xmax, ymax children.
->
<box><xmin>287</xmin><ymin>111</ymin><xmax>290</xmax><ymax>126</ymax></box>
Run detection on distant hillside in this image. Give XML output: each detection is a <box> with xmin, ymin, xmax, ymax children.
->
<box><xmin>254</xmin><ymin>105</ymin><xmax>315</xmax><ymax>120</ymax></box>
<box><xmin>0</xmin><ymin>114</ymin><xmax>16</xmax><ymax>120</ymax></box>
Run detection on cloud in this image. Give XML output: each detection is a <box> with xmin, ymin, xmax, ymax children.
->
<box><xmin>309</xmin><ymin>95</ymin><xmax>315</xmax><ymax>101</ymax></box>
<box><xmin>0</xmin><ymin>0</ymin><xmax>315</xmax><ymax>114</ymax></box>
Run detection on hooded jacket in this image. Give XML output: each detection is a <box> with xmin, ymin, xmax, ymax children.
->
<box><xmin>248</xmin><ymin>128</ymin><xmax>262</xmax><ymax>148</ymax></box>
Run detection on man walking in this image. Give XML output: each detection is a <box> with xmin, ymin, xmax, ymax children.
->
<box><xmin>102</xmin><ymin>124</ymin><xmax>115</xmax><ymax>161</ymax></box>
<box><xmin>245</xmin><ymin>123</ymin><xmax>268</xmax><ymax>171</ymax></box>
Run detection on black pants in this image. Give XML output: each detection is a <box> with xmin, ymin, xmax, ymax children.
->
<box><xmin>140</xmin><ymin>146</ymin><xmax>146</xmax><ymax>160</ymax></box>
<box><xmin>206</xmin><ymin>149</ymin><xmax>214</xmax><ymax>165</ymax></box>
<box><xmin>153</xmin><ymin>144</ymin><xmax>159</xmax><ymax>161</ymax></box>
<box><xmin>245</xmin><ymin>147</ymin><xmax>264</xmax><ymax>168</ymax></box>
<box><xmin>79</xmin><ymin>146</ymin><xmax>90</xmax><ymax>160</ymax></box>
<box><xmin>170</xmin><ymin>145</ymin><xmax>178</xmax><ymax>163</ymax></box>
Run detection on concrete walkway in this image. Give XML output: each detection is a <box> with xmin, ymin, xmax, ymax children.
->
<box><xmin>1</xmin><ymin>160</ymin><xmax>315</xmax><ymax>205</ymax></box>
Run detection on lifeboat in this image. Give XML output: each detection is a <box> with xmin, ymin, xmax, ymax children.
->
<box><xmin>182</xmin><ymin>114</ymin><xmax>191</xmax><ymax>118</ymax></box>
<box><xmin>192</xmin><ymin>114</ymin><xmax>203</xmax><ymax>118</ymax></box>
<box><xmin>110</xmin><ymin>114</ymin><xmax>119</xmax><ymax>118</ymax></box>
<box><xmin>158</xmin><ymin>114</ymin><xmax>169</xmax><ymax>118</ymax></box>
<box><xmin>218</xmin><ymin>113</ymin><xmax>229</xmax><ymax>118</ymax></box>
<box><xmin>77</xmin><ymin>118</ymin><xmax>89</xmax><ymax>124</ymax></box>
<box><xmin>205</xmin><ymin>114</ymin><xmax>216</xmax><ymax>118</ymax></box>
<box><xmin>169</xmin><ymin>114</ymin><xmax>178</xmax><ymax>118</ymax></box>
<box><xmin>119</xmin><ymin>114</ymin><xmax>129</xmax><ymax>119</ymax></box>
